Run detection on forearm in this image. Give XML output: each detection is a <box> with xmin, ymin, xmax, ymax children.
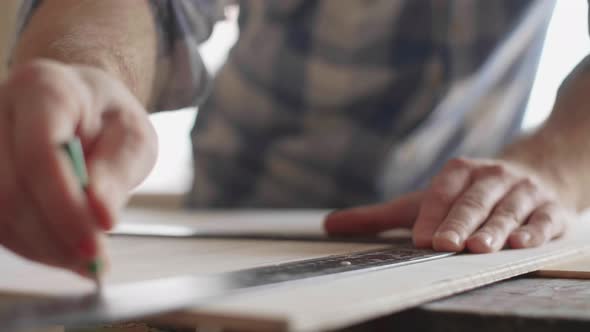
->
<box><xmin>500</xmin><ymin>55</ymin><xmax>590</xmax><ymax>211</ymax></box>
<box><xmin>11</xmin><ymin>0</ymin><xmax>157</xmax><ymax>105</ymax></box>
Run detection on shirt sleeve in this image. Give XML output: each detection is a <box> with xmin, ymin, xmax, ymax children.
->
<box><xmin>149</xmin><ymin>0</ymin><xmax>225</xmax><ymax>111</ymax></box>
<box><xmin>8</xmin><ymin>0</ymin><xmax>41</xmax><ymax>66</ymax></box>
<box><xmin>13</xmin><ymin>0</ymin><xmax>224</xmax><ymax>112</ymax></box>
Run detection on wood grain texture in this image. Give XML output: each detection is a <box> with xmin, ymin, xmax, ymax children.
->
<box><xmin>535</xmin><ymin>253</ymin><xmax>590</xmax><ymax>279</ymax></box>
<box><xmin>1</xmin><ymin>209</ymin><xmax>589</xmax><ymax>332</ymax></box>
<box><xmin>343</xmin><ymin>278</ymin><xmax>590</xmax><ymax>332</ymax></box>
<box><xmin>422</xmin><ymin>277</ymin><xmax>590</xmax><ymax>320</ymax></box>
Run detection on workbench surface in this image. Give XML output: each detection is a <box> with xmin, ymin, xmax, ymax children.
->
<box><xmin>3</xmin><ymin>208</ymin><xmax>588</xmax><ymax>332</ymax></box>
<box><xmin>63</xmin><ymin>277</ymin><xmax>590</xmax><ymax>332</ymax></box>
<box><xmin>346</xmin><ymin>276</ymin><xmax>590</xmax><ymax>332</ymax></box>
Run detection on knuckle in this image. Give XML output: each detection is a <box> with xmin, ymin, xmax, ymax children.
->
<box><xmin>427</xmin><ymin>186</ymin><xmax>455</xmax><ymax>206</ymax></box>
<box><xmin>533</xmin><ymin>207</ymin><xmax>555</xmax><ymax>224</ymax></box>
<box><xmin>10</xmin><ymin>61</ymin><xmax>76</xmax><ymax>108</ymax></box>
<box><xmin>531</xmin><ymin>211</ymin><xmax>557</xmax><ymax>235</ymax></box>
<box><xmin>457</xmin><ymin>193</ymin><xmax>486</xmax><ymax>211</ymax></box>
<box><xmin>103</xmin><ymin>109</ymin><xmax>156</xmax><ymax>186</ymax></box>
<box><xmin>106</xmin><ymin>109</ymin><xmax>144</xmax><ymax>141</ymax></box>
<box><xmin>518</xmin><ymin>178</ymin><xmax>545</xmax><ymax>201</ymax></box>
<box><xmin>475</xmin><ymin>164</ymin><xmax>510</xmax><ymax>179</ymax></box>
<box><xmin>518</xmin><ymin>177</ymin><xmax>537</xmax><ymax>190</ymax></box>
<box><xmin>128</xmin><ymin>120</ymin><xmax>152</xmax><ymax>151</ymax></box>
<box><xmin>12</xmin><ymin>61</ymin><xmax>59</xmax><ymax>88</ymax></box>
<box><xmin>38</xmin><ymin>84</ymin><xmax>75</xmax><ymax>110</ymax></box>
<box><xmin>493</xmin><ymin>205</ymin><xmax>521</xmax><ymax>224</ymax></box>
<box><xmin>109</xmin><ymin>105</ymin><xmax>139</xmax><ymax>127</ymax></box>
<box><xmin>10</xmin><ymin>60</ymin><xmax>55</xmax><ymax>83</ymax></box>
<box><xmin>440</xmin><ymin>218</ymin><xmax>470</xmax><ymax>236</ymax></box>
<box><xmin>488</xmin><ymin>216</ymin><xmax>519</xmax><ymax>234</ymax></box>
<box><xmin>444</xmin><ymin>157</ymin><xmax>473</xmax><ymax>171</ymax></box>
<box><xmin>534</xmin><ymin>219</ymin><xmax>554</xmax><ymax>238</ymax></box>
<box><xmin>516</xmin><ymin>178</ymin><xmax>541</xmax><ymax>196</ymax></box>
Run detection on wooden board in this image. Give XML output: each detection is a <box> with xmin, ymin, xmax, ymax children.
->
<box><xmin>1</xmin><ymin>208</ymin><xmax>590</xmax><ymax>332</ymax></box>
<box><xmin>423</xmin><ymin>277</ymin><xmax>590</xmax><ymax>320</ymax></box>
<box><xmin>535</xmin><ymin>253</ymin><xmax>590</xmax><ymax>279</ymax></box>
<box><xmin>348</xmin><ymin>278</ymin><xmax>590</xmax><ymax>332</ymax></box>
<box><xmin>0</xmin><ymin>210</ymin><xmax>385</xmax><ymax>295</ymax></box>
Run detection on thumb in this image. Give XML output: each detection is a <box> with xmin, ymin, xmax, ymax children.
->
<box><xmin>324</xmin><ymin>191</ymin><xmax>424</xmax><ymax>235</ymax></box>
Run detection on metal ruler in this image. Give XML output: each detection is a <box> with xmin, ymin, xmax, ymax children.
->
<box><xmin>0</xmin><ymin>242</ymin><xmax>453</xmax><ymax>331</ymax></box>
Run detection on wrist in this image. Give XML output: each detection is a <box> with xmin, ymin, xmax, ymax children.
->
<box><xmin>13</xmin><ymin>48</ymin><xmax>144</xmax><ymax>102</ymax></box>
<box><xmin>498</xmin><ymin>135</ymin><xmax>578</xmax><ymax>210</ymax></box>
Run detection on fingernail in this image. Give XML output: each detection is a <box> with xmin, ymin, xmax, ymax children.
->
<box><xmin>77</xmin><ymin>236</ymin><xmax>97</xmax><ymax>258</ymax></box>
<box><xmin>514</xmin><ymin>231</ymin><xmax>532</xmax><ymax>246</ymax></box>
<box><xmin>476</xmin><ymin>233</ymin><xmax>494</xmax><ymax>249</ymax></box>
<box><xmin>435</xmin><ymin>230</ymin><xmax>461</xmax><ymax>246</ymax></box>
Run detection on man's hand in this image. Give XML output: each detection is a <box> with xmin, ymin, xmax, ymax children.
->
<box><xmin>325</xmin><ymin>157</ymin><xmax>572</xmax><ymax>253</ymax></box>
<box><xmin>0</xmin><ymin>60</ymin><xmax>157</xmax><ymax>274</ymax></box>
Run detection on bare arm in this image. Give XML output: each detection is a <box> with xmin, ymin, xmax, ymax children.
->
<box><xmin>11</xmin><ymin>0</ymin><xmax>157</xmax><ymax>105</ymax></box>
<box><xmin>501</xmin><ymin>56</ymin><xmax>590</xmax><ymax>211</ymax></box>
<box><xmin>0</xmin><ymin>0</ymin><xmax>223</xmax><ymax>275</ymax></box>
<box><xmin>326</xmin><ymin>58</ymin><xmax>590</xmax><ymax>253</ymax></box>
<box><xmin>0</xmin><ymin>0</ymin><xmax>159</xmax><ymax>274</ymax></box>
<box><xmin>326</xmin><ymin>54</ymin><xmax>590</xmax><ymax>254</ymax></box>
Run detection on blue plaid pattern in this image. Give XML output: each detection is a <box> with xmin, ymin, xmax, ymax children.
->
<box><xmin>16</xmin><ymin>1</ymin><xmax>555</xmax><ymax>208</ymax></box>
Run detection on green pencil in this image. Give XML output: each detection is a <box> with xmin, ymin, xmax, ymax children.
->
<box><xmin>62</xmin><ymin>137</ymin><xmax>102</xmax><ymax>291</ymax></box>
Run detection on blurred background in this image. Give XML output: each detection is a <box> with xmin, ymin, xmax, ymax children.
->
<box><xmin>135</xmin><ymin>1</ymin><xmax>590</xmax><ymax>201</ymax></box>
<box><xmin>1</xmin><ymin>1</ymin><xmax>588</xmax><ymax>202</ymax></box>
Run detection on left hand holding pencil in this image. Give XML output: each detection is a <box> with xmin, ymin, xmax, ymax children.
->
<box><xmin>0</xmin><ymin>60</ymin><xmax>157</xmax><ymax>277</ymax></box>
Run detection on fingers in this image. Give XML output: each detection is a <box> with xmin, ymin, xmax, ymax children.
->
<box><xmin>465</xmin><ymin>179</ymin><xmax>544</xmax><ymax>252</ymax></box>
<box><xmin>413</xmin><ymin>158</ymin><xmax>472</xmax><ymax>248</ymax></box>
<box><xmin>412</xmin><ymin>157</ymin><xmax>570</xmax><ymax>253</ymax></box>
<box><xmin>0</xmin><ymin>96</ymin><xmax>42</xmax><ymax>264</ymax></box>
<box><xmin>432</xmin><ymin>165</ymin><xmax>516</xmax><ymax>251</ymax></box>
<box><xmin>323</xmin><ymin>155</ymin><xmax>569</xmax><ymax>253</ymax></box>
<box><xmin>324</xmin><ymin>191</ymin><xmax>423</xmax><ymax>235</ymax></box>
<box><xmin>84</xmin><ymin>77</ymin><xmax>158</xmax><ymax>230</ymax></box>
<box><xmin>6</xmin><ymin>205</ymin><xmax>75</xmax><ymax>267</ymax></box>
<box><xmin>8</xmin><ymin>61</ymin><xmax>99</xmax><ymax>260</ymax></box>
<box><xmin>0</xmin><ymin>60</ymin><xmax>149</xmax><ymax>276</ymax></box>
<box><xmin>509</xmin><ymin>203</ymin><xmax>568</xmax><ymax>249</ymax></box>
<box><xmin>0</xmin><ymin>81</ymin><xmax>78</xmax><ymax>268</ymax></box>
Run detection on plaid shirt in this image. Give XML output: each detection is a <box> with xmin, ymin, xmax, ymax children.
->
<box><xmin>17</xmin><ymin>0</ymin><xmax>554</xmax><ymax>208</ymax></box>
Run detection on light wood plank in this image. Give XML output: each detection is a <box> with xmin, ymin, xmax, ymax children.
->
<box><xmin>535</xmin><ymin>253</ymin><xmax>590</xmax><ymax>279</ymax></box>
<box><xmin>186</xmin><ymin>231</ymin><xmax>590</xmax><ymax>332</ymax></box>
<box><xmin>1</xmin><ymin>209</ymin><xmax>589</xmax><ymax>332</ymax></box>
<box><xmin>0</xmin><ymin>209</ymin><xmax>383</xmax><ymax>296</ymax></box>
<box><xmin>423</xmin><ymin>278</ymin><xmax>590</xmax><ymax>320</ymax></box>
